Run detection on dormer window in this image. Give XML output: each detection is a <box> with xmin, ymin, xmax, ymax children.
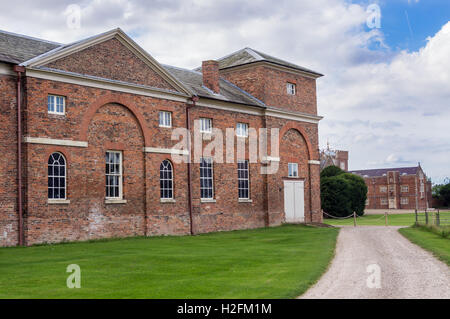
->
<box><xmin>286</xmin><ymin>82</ymin><xmax>296</xmax><ymax>95</ymax></box>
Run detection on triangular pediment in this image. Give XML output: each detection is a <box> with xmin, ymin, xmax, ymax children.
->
<box><xmin>21</xmin><ymin>29</ymin><xmax>192</xmax><ymax>95</ymax></box>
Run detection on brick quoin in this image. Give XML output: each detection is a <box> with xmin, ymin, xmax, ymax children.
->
<box><xmin>0</xmin><ymin>29</ymin><xmax>324</xmax><ymax>246</ymax></box>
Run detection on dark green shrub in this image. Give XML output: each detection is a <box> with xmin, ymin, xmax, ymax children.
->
<box><xmin>320</xmin><ymin>176</ymin><xmax>353</xmax><ymax>218</ymax></box>
<box><xmin>338</xmin><ymin>173</ymin><xmax>368</xmax><ymax>216</ymax></box>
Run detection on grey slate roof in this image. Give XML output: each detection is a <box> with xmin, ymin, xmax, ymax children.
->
<box><xmin>198</xmin><ymin>47</ymin><xmax>323</xmax><ymax>77</ymax></box>
<box><xmin>163</xmin><ymin>65</ymin><xmax>265</xmax><ymax>107</ymax></box>
<box><xmin>350</xmin><ymin>166</ymin><xmax>419</xmax><ymax>177</ymax></box>
<box><xmin>0</xmin><ymin>29</ymin><xmax>265</xmax><ymax>106</ymax></box>
<box><xmin>0</xmin><ymin>29</ymin><xmax>60</xmax><ymax>64</ymax></box>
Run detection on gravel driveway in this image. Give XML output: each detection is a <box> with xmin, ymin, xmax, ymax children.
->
<box><xmin>300</xmin><ymin>226</ymin><xmax>450</xmax><ymax>299</ymax></box>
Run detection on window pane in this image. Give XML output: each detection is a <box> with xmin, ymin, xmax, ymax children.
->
<box><xmin>48</xmin><ymin>152</ymin><xmax>66</xmax><ymax>200</ymax></box>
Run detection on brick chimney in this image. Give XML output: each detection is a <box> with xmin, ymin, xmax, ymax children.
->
<box><xmin>202</xmin><ymin>60</ymin><xmax>220</xmax><ymax>94</ymax></box>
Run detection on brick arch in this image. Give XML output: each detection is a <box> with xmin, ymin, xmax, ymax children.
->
<box><xmin>79</xmin><ymin>94</ymin><xmax>150</xmax><ymax>146</ymax></box>
<box><xmin>279</xmin><ymin>122</ymin><xmax>314</xmax><ymax>160</ymax></box>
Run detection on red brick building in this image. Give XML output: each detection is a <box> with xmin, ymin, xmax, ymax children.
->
<box><xmin>0</xmin><ymin>29</ymin><xmax>324</xmax><ymax>246</ymax></box>
<box><xmin>349</xmin><ymin>165</ymin><xmax>432</xmax><ymax>210</ymax></box>
<box><xmin>320</xmin><ymin>146</ymin><xmax>348</xmax><ymax>172</ymax></box>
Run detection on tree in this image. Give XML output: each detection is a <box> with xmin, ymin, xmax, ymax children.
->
<box><xmin>440</xmin><ymin>183</ymin><xmax>450</xmax><ymax>206</ymax></box>
<box><xmin>339</xmin><ymin>173</ymin><xmax>368</xmax><ymax>216</ymax></box>
<box><xmin>320</xmin><ymin>176</ymin><xmax>353</xmax><ymax>218</ymax></box>
<box><xmin>432</xmin><ymin>181</ymin><xmax>450</xmax><ymax>207</ymax></box>
<box><xmin>320</xmin><ymin>165</ymin><xmax>344</xmax><ymax>179</ymax></box>
<box><xmin>320</xmin><ymin>165</ymin><xmax>368</xmax><ymax>217</ymax></box>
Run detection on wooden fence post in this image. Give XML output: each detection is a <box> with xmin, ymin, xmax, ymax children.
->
<box><xmin>353</xmin><ymin>212</ymin><xmax>357</xmax><ymax>227</ymax></box>
<box><xmin>436</xmin><ymin>209</ymin><xmax>440</xmax><ymax>227</ymax></box>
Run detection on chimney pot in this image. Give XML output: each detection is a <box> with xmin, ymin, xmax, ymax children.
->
<box><xmin>202</xmin><ymin>60</ymin><xmax>220</xmax><ymax>94</ymax></box>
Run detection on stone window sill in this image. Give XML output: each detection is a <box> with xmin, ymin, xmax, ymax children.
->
<box><xmin>238</xmin><ymin>199</ymin><xmax>253</xmax><ymax>203</ymax></box>
<box><xmin>48</xmin><ymin>199</ymin><xmax>71</xmax><ymax>205</ymax></box>
<box><xmin>160</xmin><ymin>198</ymin><xmax>176</xmax><ymax>203</ymax></box>
<box><xmin>201</xmin><ymin>199</ymin><xmax>216</xmax><ymax>203</ymax></box>
<box><xmin>105</xmin><ymin>199</ymin><xmax>127</xmax><ymax>204</ymax></box>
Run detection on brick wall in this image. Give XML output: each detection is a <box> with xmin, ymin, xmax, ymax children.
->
<box><xmin>0</xmin><ymin>42</ymin><xmax>322</xmax><ymax>246</ymax></box>
<box><xmin>45</xmin><ymin>38</ymin><xmax>176</xmax><ymax>92</ymax></box>
<box><xmin>364</xmin><ymin>168</ymin><xmax>431</xmax><ymax>210</ymax></box>
<box><xmin>0</xmin><ymin>74</ymin><xmax>19</xmax><ymax>246</ymax></box>
<box><xmin>221</xmin><ymin>65</ymin><xmax>317</xmax><ymax>114</ymax></box>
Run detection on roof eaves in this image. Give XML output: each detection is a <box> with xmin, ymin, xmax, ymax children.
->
<box><xmin>219</xmin><ymin>60</ymin><xmax>323</xmax><ymax>77</ymax></box>
<box><xmin>33</xmin><ymin>66</ymin><xmax>191</xmax><ymax>97</ymax></box>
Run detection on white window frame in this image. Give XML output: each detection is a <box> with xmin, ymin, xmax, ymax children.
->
<box><xmin>380</xmin><ymin>198</ymin><xmax>388</xmax><ymax>205</ymax></box>
<box><xmin>160</xmin><ymin>160</ymin><xmax>174</xmax><ymax>199</ymax></box>
<box><xmin>48</xmin><ymin>152</ymin><xmax>67</xmax><ymax>200</ymax></box>
<box><xmin>237</xmin><ymin>160</ymin><xmax>250</xmax><ymax>199</ymax></box>
<box><xmin>380</xmin><ymin>186</ymin><xmax>387</xmax><ymax>193</ymax></box>
<box><xmin>47</xmin><ymin>94</ymin><xmax>66</xmax><ymax>115</ymax></box>
<box><xmin>236</xmin><ymin>123</ymin><xmax>248</xmax><ymax>138</ymax></box>
<box><xmin>288</xmin><ymin>163</ymin><xmax>299</xmax><ymax>178</ymax></box>
<box><xmin>159</xmin><ymin>111</ymin><xmax>172</xmax><ymax>128</ymax></box>
<box><xmin>286</xmin><ymin>82</ymin><xmax>296</xmax><ymax>95</ymax></box>
<box><xmin>105</xmin><ymin>151</ymin><xmax>123</xmax><ymax>200</ymax></box>
<box><xmin>199</xmin><ymin>118</ymin><xmax>212</xmax><ymax>133</ymax></box>
<box><xmin>401</xmin><ymin>197</ymin><xmax>408</xmax><ymax>205</ymax></box>
<box><xmin>200</xmin><ymin>157</ymin><xmax>214</xmax><ymax>199</ymax></box>
<box><xmin>401</xmin><ymin>185</ymin><xmax>409</xmax><ymax>193</ymax></box>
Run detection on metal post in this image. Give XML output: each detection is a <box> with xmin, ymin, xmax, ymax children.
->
<box><xmin>415</xmin><ymin>209</ymin><xmax>418</xmax><ymax>225</ymax></box>
<box><xmin>353</xmin><ymin>212</ymin><xmax>357</xmax><ymax>227</ymax></box>
<box><xmin>425</xmin><ymin>210</ymin><xmax>428</xmax><ymax>225</ymax></box>
<box><xmin>385</xmin><ymin>212</ymin><xmax>388</xmax><ymax>226</ymax></box>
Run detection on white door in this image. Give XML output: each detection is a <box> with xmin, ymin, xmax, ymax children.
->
<box><xmin>284</xmin><ymin>180</ymin><xmax>305</xmax><ymax>222</ymax></box>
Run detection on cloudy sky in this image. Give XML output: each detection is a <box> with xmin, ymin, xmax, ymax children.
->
<box><xmin>1</xmin><ymin>0</ymin><xmax>449</xmax><ymax>183</ymax></box>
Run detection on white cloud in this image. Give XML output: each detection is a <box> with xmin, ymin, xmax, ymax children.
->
<box><xmin>0</xmin><ymin>0</ymin><xmax>448</xmax><ymax>182</ymax></box>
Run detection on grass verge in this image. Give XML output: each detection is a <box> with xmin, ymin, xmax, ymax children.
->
<box><xmin>399</xmin><ymin>225</ymin><xmax>450</xmax><ymax>266</ymax></box>
<box><xmin>0</xmin><ymin>224</ymin><xmax>338</xmax><ymax>299</ymax></box>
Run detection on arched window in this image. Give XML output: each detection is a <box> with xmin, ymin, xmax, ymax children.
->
<box><xmin>48</xmin><ymin>152</ymin><xmax>66</xmax><ymax>199</ymax></box>
<box><xmin>160</xmin><ymin>160</ymin><xmax>173</xmax><ymax>199</ymax></box>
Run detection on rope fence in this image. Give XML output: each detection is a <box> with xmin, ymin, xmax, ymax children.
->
<box><xmin>322</xmin><ymin>208</ymin><xmax>450</xmax><ymax>228</ymax></box>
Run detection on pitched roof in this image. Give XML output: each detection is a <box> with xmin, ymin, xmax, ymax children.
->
<box><xmin>0</xmin><ymin>29</ymin><xmax>266</xmax><ymax>106</ymax></box>
<box><xmin>349</xmin><ymin>166</ymin><xmax>419</xmax><ymax>178</ymax></box>
<box><xmin>211</xmin><ymin>47</ymin><xmax>323</xmax><ymax>77</ymax></box>
<box><xmin>0</xmin><ymin>29</ymin><xmax>60</xmax><ymax>64</ymax></box>
<box><xmin>163</xmin><ymin>65</ymin><xmax>265</xmax><ymax>107</ymax></box>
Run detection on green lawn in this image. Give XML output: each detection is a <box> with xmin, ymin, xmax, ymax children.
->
<box><xmin>323</xmin><ymin>211</ymin><xmax>450</xmax><ymax>227</ymax></box>
<box><xmin>399</xmin><ymin>225</ymin><xmax>450</xmax><ymax>266</ymax></box>
<box><xmin>0</xmin><ymin>225</ymin><xmax>338</xmax><ymax>299</ymax></box>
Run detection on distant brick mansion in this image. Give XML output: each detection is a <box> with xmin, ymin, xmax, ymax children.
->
<box><xmin>0</xmin><ymin>28</ymin><xmax>324</xmax><ymax>246</ymax></box>
<box><xmin>350</xmin><ymin>165</ymin><xmax>432</xmax><ymax>210</ymax></box>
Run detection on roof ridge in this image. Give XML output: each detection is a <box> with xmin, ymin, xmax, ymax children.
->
<box><xmin>163</xmin><ymin>64</ymin><xmax>202</xmax><ymax>75</ymax></box>
<box><xmin>244</xmin><ymin>48</ymin><xmax>263</xmax><ymax>60</ymax></box>
<box><xmin>351</xmin><ymin>166</ymin><xmax>418</xmax><ymax>172</ymax></box>
<box><xmin>0</xmin><ymin>29</ymin><xmax>61</xmax><ymax>46</ymax></box>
